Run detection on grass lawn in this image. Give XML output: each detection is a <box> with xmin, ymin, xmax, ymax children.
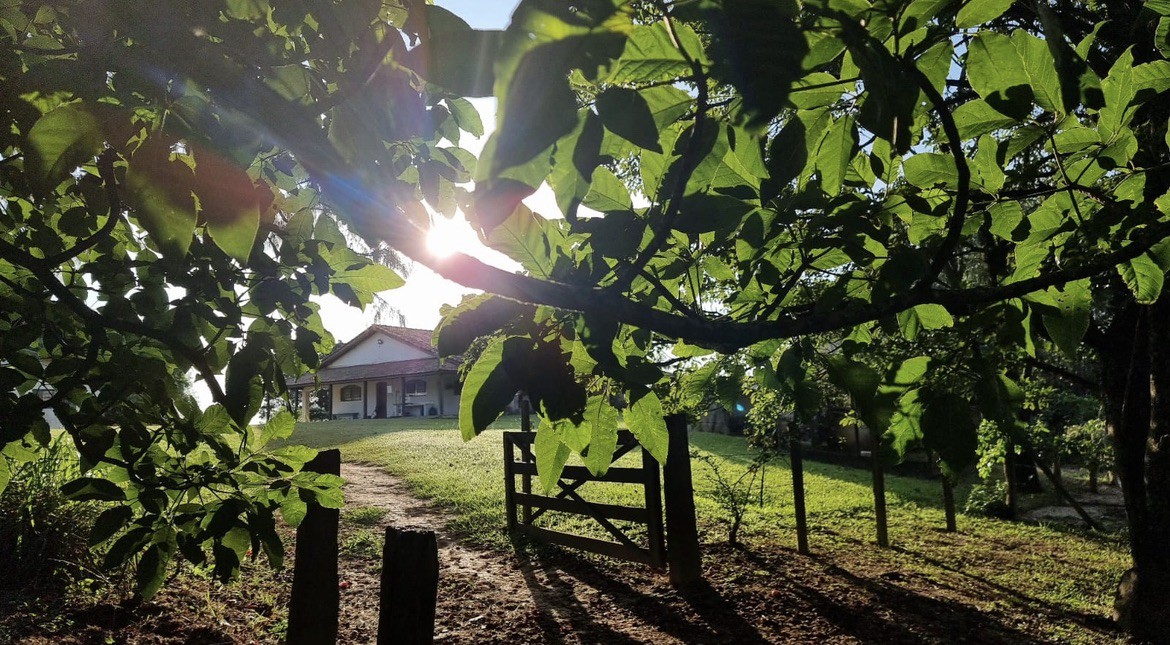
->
<box><xmin>291</xmin><ymin>416</ymin><xmax>1130</xmax><ymax>641</ymax></box>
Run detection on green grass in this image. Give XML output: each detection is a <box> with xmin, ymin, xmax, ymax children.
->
<box><xmin>290</xmin><ymin>417</ymin><xmax>1130</xmax><ymax>631</ymax></box>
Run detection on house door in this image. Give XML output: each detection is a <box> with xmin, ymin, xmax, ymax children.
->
<box><xmin>375</xmin><ymin>381</ymin><xmax>387</xmax><ymax>418</ymax></box>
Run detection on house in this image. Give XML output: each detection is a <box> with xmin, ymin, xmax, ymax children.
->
<box><xmin>290</xmin><ymin>325</ymin><xmax>461</xmax><ymax>421</ymax></box>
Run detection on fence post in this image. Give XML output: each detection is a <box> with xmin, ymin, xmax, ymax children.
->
<box><xmin>378</xmin><ymin>527</ymin><xmax>440</xmax><ymax>645</ymax></box>
<box><xmin>503</xmin><ymin>434</ymin><xmax>518</xmax><ymax>533</ymax></box>
<box><xmin>519</xmin><ymin>395</ymin><xmax>533</xmax><ymax>525</ymax></box>
<box><xmin>663</xmin><ymin>414</ymin><xmax>702</xmax><ymax>586</ymax></box>
<box><xmin>642</xmin><ymin>444</ymin><xmax>666</xmax><ymax>569</ymax></box>
<box><xmin>287</xmin><ymin>448</ymin><xmax>340</xmax><ymax>645</ymax></box>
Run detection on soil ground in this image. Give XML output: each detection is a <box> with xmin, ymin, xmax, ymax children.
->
<box><xmin>2</xmin><ymin>460</ymin><xmax>1135</xmax><ymax>644</ymax></box>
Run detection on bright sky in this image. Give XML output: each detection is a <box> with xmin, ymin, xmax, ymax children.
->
<box><xmin>313</xmin><ymin>0</ymin><xmax>530</xmax><ymax>342</ymax></box>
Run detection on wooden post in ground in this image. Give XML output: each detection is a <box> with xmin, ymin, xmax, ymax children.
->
<box><xmin>287</xmin><ymin>448</ymin><xmax>340</xmax><ymax>645</ymax></box>
<box><xmin>788</xmin><ymin>423</ymin><xmax>810</xmax><ymax>555</ymax></box>
<box><xmin>519</xmin><ymin>394</ymin><xmax>533</xmax><ymax>525</ymax></box>
<box><xmin>663</xmin><ymin>414</ymin><xmax>702</xmax><ymax>586</ymax></box>
<box><xmin>871</xmin><ymin>437</ymin><xmax>889</xmax><ymax>548</ymax></box>
<box><xmin>378</xmin><ymin>527</ymin><xmax>439</xmax><ymax>645</ymax></box>
<box><xmin>503</xmin><ymin>434</ymin><xmax>518</xmax><ymax>533</ymax></box>
<box><xmin>643</xmin><ymin>444</ymin><xmax>667</xmax><ymax>569</ymax></box>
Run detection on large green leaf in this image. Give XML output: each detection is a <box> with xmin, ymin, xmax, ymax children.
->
<box><xmin>956</xmin><ymin>0</ymin><xmax>1014</xmax><ymax>28</ymax></box>
<box><xmin>581</xmin><ymin>395</ymin><xmax>619</xmax><ymax>476</ymax></box>
<box><xmin>535</xmin><ymin>420</ymin><xmax>571</xmax><ymax>492</ymax></box>
<box><xmin>458</xmin><ymin>337</ymin><xmax>516</xmax><ymax>440</ymax></box>
<box><xmin>624</xmin><ymin>390</ymin><xmax>669</xmax><ymax>463</ymax></box>
<box><xmin>921</xmin><ymin>393</ymin><xmax>978</xmax><ymax>473</ymax></box>
<box><xmin>707</xmin><ymin>0</ymin><xmax>807</xmax><ymax>131</ymax></box>
<box><xmin>26</xmin><ymin>102</ymin><xmax>104</xmax><ymax>188</ymax></box>
<box><xmin>596</xmin><ymin>87</ymin><xmax>662</xmax><ymax>152</ymax></box>
<box><xmin>966</xmin><ymin>32</ymin><xmax>1032</xmax><ymax>119</ymax></box>
<box><xmin>952</xmin><ymin>99</ymin><xmax>1019</xmax><ymax>139</ymax></box>
<box><xmin>1118</xmin><ymin>253</ymin><xmax>1166</xmax><ymax>304</ymax></box>
<box><xmin>1040</xmin><ymin>280</ymin><xmax>1091</xmax><ymax>357</ymax></box>
<box><xmin>435</xmin><ymin>295</ymin><xmax>533</xmax><ymax>357</ymax></box>
<box><xmin>126</xmin><ymin>139</ymin><xmax>198</xmax><ymax>258</ymax></box>
<box><xmin>902</xmin><ymin>153</ymin><xmax>960</xmax><ymax>188</ymax></box>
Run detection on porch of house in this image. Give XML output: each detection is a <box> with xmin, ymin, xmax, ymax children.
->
<box><xmin>298</xmin><ymin>372</ymin><xmax>460</xmax><ymax>422</ymax></box>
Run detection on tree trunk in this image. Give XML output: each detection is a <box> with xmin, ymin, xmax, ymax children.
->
<box><xmin>789</xmin><ymin>429</ymin><xmax>810</xmax><ymax>554</ymax></box>
<box><xmin>1089</xmin><ymin>467</ymin><xmax>1098</xmax><ymax>495</ymax></box>
<box><xmin>1004</xmin><ymin>444</ymin><xmax>1019</xmax><ymax>520</ymax></box>
<box><xmin>1101</xmin><ymin>302</ymin><xmax>1170</xmax><ymax>638</ymax></box>
<box><xmin>872</xmin><ymin>442</ymin><xmax>889</xmax><ymax>548</ymax></box>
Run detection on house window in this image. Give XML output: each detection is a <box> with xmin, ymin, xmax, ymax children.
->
<box><xmin>405</xmin><ymin>379</ymin><xmax>427</xmax><ymax>396</ymax></box>
<box><xmin>339</xmin><ymin>384</ymin><xmax>362</xmax><ymax>401</ymax></box>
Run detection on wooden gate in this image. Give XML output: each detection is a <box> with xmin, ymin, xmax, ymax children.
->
<box><xmin>503</xmin><ymin>430</ymin><xmax>666</xmax><ymax>568</ymax></box>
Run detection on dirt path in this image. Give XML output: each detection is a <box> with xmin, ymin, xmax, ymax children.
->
<box><xmin>335</xmin><ymin>463</ymin><xmax>1126</xmax><ymax>645</ymax></box>
<box><xmin>337</xmin><ymin>463</ymin><xmax>698</xmax><ymax>644</ymax></box>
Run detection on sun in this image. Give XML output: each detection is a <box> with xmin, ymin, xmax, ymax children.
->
<box><xmin>425</xmin><ymin>214</ymin><xmax>482</xmax><ymax>259</ymax></box>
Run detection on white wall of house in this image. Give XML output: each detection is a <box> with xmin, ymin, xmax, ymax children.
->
<box><xmin>330</xmin><ymin>382</ymin><xmax>367</xmax><ymax>418</ymax></box>
<box><xmin>328</xmin><ymin>332</ymin><xmax>431</xmax><ymax>368</ymax></box>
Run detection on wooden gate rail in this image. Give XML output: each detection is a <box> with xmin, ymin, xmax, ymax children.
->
<box><xmin>503</xmin><ymin>430</ymin><xmax>666</xmax><ymax>569</ymax></box>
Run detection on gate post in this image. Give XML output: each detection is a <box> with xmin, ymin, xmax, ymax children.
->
<box><xmin>663</xmin><ymin>414</ymin><xmax>702</xmax><ymax>586</ymax></box>
<box><xmin>378</xmin><ymin>527</ymin><xmax>439</xmax><ymax>645</ymax></box>
<box><xmin>287</xmin><ymin>448</ymin><xmax>340</xmax><ymax>645</ymax></box>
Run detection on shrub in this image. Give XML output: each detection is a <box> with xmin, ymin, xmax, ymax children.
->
<box><xmin>963</xmin><ymin>480</ymin><xmax>1011</xmax><ymax>519</ymax></box>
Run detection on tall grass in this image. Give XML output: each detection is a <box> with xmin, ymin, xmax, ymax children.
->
<box><xmin>0</xmin><ymin>437</ymin><xmax>105</xmax><ymax>599</ymax></box>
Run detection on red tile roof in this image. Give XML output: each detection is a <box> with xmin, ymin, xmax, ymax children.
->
<box><xmin>289</xmin><ymin>357</ymin><xmax>458</xmax><ymax>387</ymax></box>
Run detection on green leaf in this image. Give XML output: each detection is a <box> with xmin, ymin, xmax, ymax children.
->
<box><xmin>815</xmin><ymin>115</ymin><xmax>857</xmax><ymax>195</ymax></box>
<box><xmin>1118</xmin><ymin>253</ymin><xmax>1166</xmax><ymax>304</ymax></box>
<box><xmin>193</xmin><ymin>149</ymin><xmax>261</xmax><ymax>262</ymax></box>
<box><xmin>136</xmin><ymin>542</ymin><xmax>175</xmax><ymax>600</ymax></box>
<box><xmin>485</xmin><ymin>203</ymin><xmax>561</xmax><ymax>279</ymax></box>
<box><xmin>27</xmin><ymin>102</ymin><xmax>104</xmax><ymax>188</ymax></box>
<box><xmin>258</xmin><ymin>411</ymin><xmax>296</xmax><ymax>447</ymax></box>
<box><xmin>708</xmin><ymin>0</ymin><xmax>807</xmax><ymax>131</ymax></box>
<box><xmin>126</xmin><ymin>138</ymin><xmax>197</xmax><ymax>258</ymax></box>
<box><xmin>280</xmin><ymin>495</ymin><xmax>308</xmax><ymax>527</ymax></box>
<box><xmin>605</xmin><ymin>23</ymin><xmax>696</xmax><ymax>83</ymax></box>
<box><xmin>903</xmin><ymin>153</ymin><xmax>960</xmax><ymax>188</ymax></box>
<box><xmin>1012</xmin><ymin>31</ymin><xmax>1062</xmax><ymax>114</ymax></box>
<box><xmin>952</xmin><ymin>99</ymin><xmax>1019</xmax><ymax>139</ymax></box>
<box><xmin>921</xmin><ymin>393</ymin><xmax>978</xmax><ymax>473</ymax></box>
<box><xmin>956</xmin><ymin>0</ymin><xmax>1014</xmax><ymax>28</ymax></box>
<box><xmin>595</xmin><ymin>87</ymin><xmax>662</xmax><ymax>152</ymax></box>
<box><xmin>535</xmin><ymin>421</ymin><xmax>571</xmax><ymax>493</ymax></box>
<box><xmin>458</xmin><ymin>337</ymin><xmax>516</xmax><ymax>440</ymax></box>
<box><xmin>0</xmin><ymin>458</ymin><xmax>8</xmax><ymax>496</ymax></box>
<box><xmin>966</xmin><ymin>32</ymin><xmax>1032</xmax><ymax>119</ymax></box>
<box><xmin>624</xmin><ymin>390</ymin><xmax>669</xmax><ymax>463</ymax></box>
<box><xmin>446</xmin><ymin>98</ymin><xmax>484</xmax><ymax>137</ymax></box>
<box><xmin>581</xmin><ymin>395</ymin><xmax>619</xmax><ymax>476</ymax></box>
<box><xmin>89</xmin><ymin>505</ymin><xmax>133</xmax><ymax>547</ymax></box>
<box><xmin>583</xmin><ymin>167</ymin><xmax>633</xmax><ymax>213</ymax></box>
<box><xmin>1041</xmin><ymin>280</ymin><xmax>1091</xmax><ymax>357</ymax></box>
<box><xmin>435</xmin><ymin>294</ymin><xmax>533</xmax><ymax>357</ymax></box>
<box><xmin>61</xmin><ymin>476</ymin><xmax>125</xmax><ymax>502</ymax></box>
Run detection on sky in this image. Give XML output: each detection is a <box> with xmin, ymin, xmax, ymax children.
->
<box><xmin>312</xmin><ymin>0</ymin><xmax>531</xmax><ymax>342</ymax></box>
